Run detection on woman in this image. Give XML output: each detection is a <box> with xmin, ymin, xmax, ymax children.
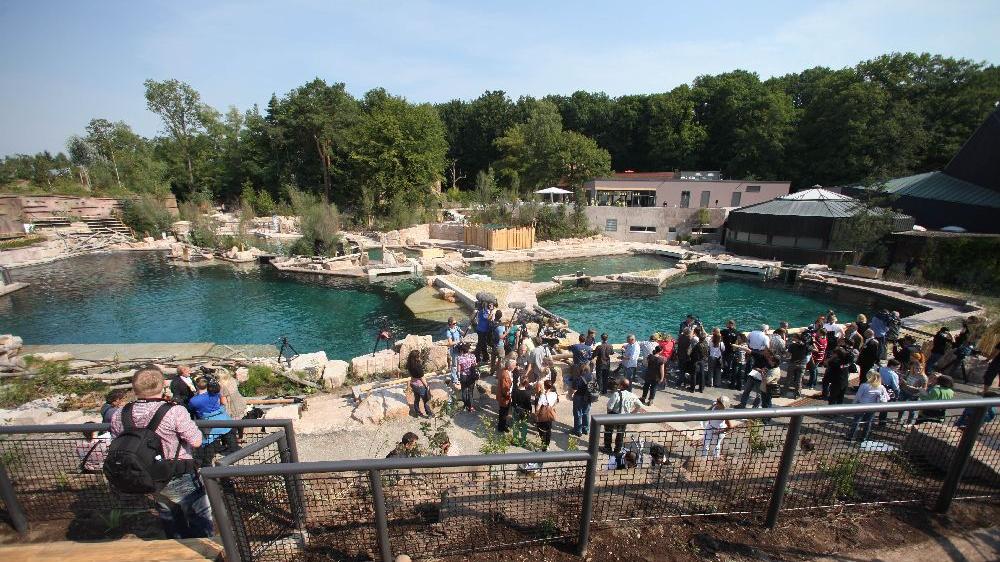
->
<box><xmin>456</xmin><ymin>343</ymin><xmax>479</xmax><ymax>412</ymax></box>
<box><xmin>408</xmin><ymin>349</ymin><xmax>433</xmax><ymax>418</ymax></box>
<box><xmin>855</xmin><ymin>314</ymin><xmax>870</xmax><ymax>338</ymax></box>
<box><xmin>898</xmin><ymin>361</ymin><xmax>929</xmax><ymax>425</ymax></box>
<box><xmin>730</xmin><ymin>333</ymin><xmax>750</xmax><ymax>390</ymax></box>
<box><xmin>847</xmin><ymin>370</ymin><xmax>889</xmax><ymax>442</ymax></box>
<box><xmin>739</xmin><ymin>349</ymin><xmax>778</xmax><ymax>409</ymax></box>
<box><xmin>824</xmin><ymin>313</ymin><xmax>843</xmax><ymax>350</ymax></box>
<box><xmin>216</xmin><ymin>369</ymin><xmax>248</xmax><ymax>421</ymax></box>
<box><xmin>534</xmin><ymin>379</ymin><xmax>559</xmax><ymax>451</ymax></box>
<box><xmin>688</xmin><ymin>327</ymin><xmax>708</xmax><ymax>392</ymax></box>
<box><xmin>916</xmin><ymin>374</ymin><xmax>955</xmax><ymax>424</ymax></box>
<box><xmin>826</xmin><ymin>348</ymin><xmax>851</xmax><ymax>405</ymax></box>
<box><xmin>707</xmin><ymin>329</ymin><xmax>726</xmax><ymax>389</ymax></box>
<box><xmin>511</xmin><ymin>376</ymin><xmax>533</xmax><ymax>447</ymax></box>
<box><xmin>702</xmin><ymin>396</ymin><xmax>734</xmax><ymax>458</ymax></box>
<box><xmin>496</xmin><ymin>358</ymin><xmax>514</xmax><ymax>432</ymax></box>
<box><xmin>808</xmin><ymin>317</ymin><xmax>828</xmax><ymax>390</ymax></box>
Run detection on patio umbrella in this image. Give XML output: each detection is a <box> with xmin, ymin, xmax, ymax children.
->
<box><xmin>535</xmin><ymin>186</ymin><xmax>573</xmax><ymax>203</ymax></box>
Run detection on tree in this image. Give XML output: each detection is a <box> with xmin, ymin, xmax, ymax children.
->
<box><xmin>830</xmin><ymin>186</ymin><xmax>900</xmax><ymax>265</ymax></box>
<box><xmin>646</xmin><ymin>85</ymin><xmax>706</xmax><ymax>170</ymax></box>
<box><xmin>144</xmin><ymin>79</ymin><xmax>211</xmax><ymax>192</ymax></box>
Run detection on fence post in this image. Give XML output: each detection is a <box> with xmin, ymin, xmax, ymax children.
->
<box><xmin>277</xmin><ymin>432</ymin><xmax>307</xmax><ymax>529</ymax></box>
<box><xmin>935</xmin><ymin>406</ymin><xmax>988</xmax><ymax>513</ymax></box>
<box><xmin>0</xmin><ymin>461</ymin><xmax>28</xmax><ymax>536</ymax></box>
<box><xmin>368</xmin><ymin>468</ymin><xmax>393</xmax><ymax>562</ymax></box>
<box><xmin>280</xmin><ymin>420</ymin><xmax>301</xmax><ymax>463</ymax></box>
<box><xmin>576</xmin><ymin>417</ymin><xmax>601</xmax><ymax>556</ymax></box>
<box><xmin>765</xmin><ymin>414</ymin><xmax>803</xmax><ymax>528</ymax></box>
<box><xmin>203</xmin><ymin>475</ymin><xmax>243</xmax><ymax>562</ymax></box>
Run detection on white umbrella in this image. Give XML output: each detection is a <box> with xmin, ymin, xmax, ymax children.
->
<box><xmin>535</xmin><ymin>186</ymin><xmax>573</xmax><ymax>203</ymax></box>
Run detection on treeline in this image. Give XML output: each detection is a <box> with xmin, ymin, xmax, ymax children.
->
<box><xmin>2</xmin><ymin>52</ymin><xmax>998</xmax><ymax>224</ymax></box>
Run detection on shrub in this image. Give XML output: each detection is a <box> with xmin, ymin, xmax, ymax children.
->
<box><xmin>0</xmin><ymin>359</ymin><xmax>108</xmax><ymax>408</ymax></box>
<box><xmin>287</xmin><ymin>187</ymin><xmax>342</xmax><ymax>257</ymax></box>
<box><xmin>238</xmin><ymin>365</ymin><xmax>301</xmax><ymax>396</ymax></box>
<box><xmin>255</xmin><ymin>189</ymin><xmax>276</xmax><ymax>216</ymax></box>
<box><xmin>120</xmin><ymin>194</ymin><xmax>173</xmax><ymax>237</ymax></box>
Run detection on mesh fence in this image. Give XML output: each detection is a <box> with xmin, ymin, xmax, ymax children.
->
<box><xmin>0</xmin><ymin>423</ymin><xmax>281</xmax><ymax>523</ymax></box>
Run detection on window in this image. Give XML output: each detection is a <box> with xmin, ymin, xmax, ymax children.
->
<box><xmin>605</xmin><ymin>219</ymin><xmax>618</xmax><ymax>232</ymax></box>
<box><xmin>736</xmin><ymin>230</ymin><xmax>749</xmax><ymax>241</ymax></box>
<box><xmin>700</xmin><ymin>190</ymin><xmax>711</xmax><ymax>208</ymax></box>
<box><xmin>668</xmin><ymin>227</ymin><xmax>677</xmax><ymax>233</ymax></box>
<box><xmin>796</xmin><ymin>237</ymin><xmax>824</xmax><ymax>249</ymax></box>
<box><xmin>628</xmin><ymin>225</ymin><xmax>656</xmax><ymax>233</ymax></box>
<box><xmin>771</xmin><ymin>235</ymin><xmax>796</xmax><ymax>247</ymax></box>
<box><xmin>679</xmin><ymin>191</ymin><xmax>691</xmax><ymax>208</ymax></box>
<box><xmin>746</xmin><ymin>185</ymin><xmax>761</xmax><ymax>193</ymax></box>
<box><xmin>730</xmin><ymin>192</ymin><xmax>742</xmax><ymax>207</ymax></box>
<box><xmin>593</xmin><ymin>189</ymin><xmax>656</xmax><ymax>207</ymax></box>
<box><xmin>748</xmin><ymin>232</ymin><xmax>768</xmax><ymax>244</ymax></box>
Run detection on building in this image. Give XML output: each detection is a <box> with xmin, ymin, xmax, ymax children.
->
<box><xmin>584</xmin><ymin>171</ymin><xmax>791</xmax><ymax>242</ymax></box>
<box><xmin>842</xmin><ymin>107</ymin><xmax>1000</xmax><ymax>233</ymax></box>
<box><xmin>724</xmin><ymin>188</ymin><xmax>914</xmax><ymax>265</ymax></box>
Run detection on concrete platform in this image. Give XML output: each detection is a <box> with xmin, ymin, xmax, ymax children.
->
<box><xmin>20</xmin><ymin>342</ymin><xmax>278</xmax><ymax>361</ymax></box>
<box><xmin>0</xmin><ymin>281</ymin><xmax>28</xmax><ymax>296</ymax></box>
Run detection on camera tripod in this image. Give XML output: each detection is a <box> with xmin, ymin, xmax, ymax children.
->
<box><xmin>276</xmin><ymin>336</ymin><xmax>300</xmax><ymax>367</ymax></box>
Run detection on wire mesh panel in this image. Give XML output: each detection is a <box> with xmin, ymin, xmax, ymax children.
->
<box><xmin>955</xmin><ymin>412</ymin><xmax>1000</xmax><ymax>499</ymax></box>
<box><xmin>296</xmin><ymin>472</ymin><xmax>379</xmax><ymax>561</ymax></box>
<box><xmin>381</xmin><ymin>462</ymin><xmax>586</xmax><ymax>557</ymax></box>
<box><xmin>592</xmin><ymin>421</ymin><xmax>787</xmax><ymax>523</ymax></box>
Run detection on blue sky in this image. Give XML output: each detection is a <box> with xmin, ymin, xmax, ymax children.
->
<box><xmin>1</xmin><ymin>0</ymin><xmax>998</xmax><ymax>155</ymax></box>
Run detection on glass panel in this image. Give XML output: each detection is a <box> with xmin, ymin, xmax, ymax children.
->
<box><xmin>700</xmin><ymin>190</ymin><xmax>711</xmax><ymax>208</ymax></box>
<box><xmin>680</xmin><ymin>191</ymin><xmax>690</xmax><ymax>208</ymax></box>
<box><xmin>730</xmin><ymin>192</ymin><xmax>742</xmax><ymax>207</ymax></box>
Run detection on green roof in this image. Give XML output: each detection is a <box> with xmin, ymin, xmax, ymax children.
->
<box><xmin>863</xmin><ymin>171</ymin><xmax>1000</xmax><ymax>208</ymax></box>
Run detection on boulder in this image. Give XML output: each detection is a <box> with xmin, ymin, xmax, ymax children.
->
<box><xmin>381</xmin><ymin>387</ymin><xmax>411</xmax><ymax>420</ymax></box>
<box><xmin>426</xmin><ymin>345</ymin><xmax>450</xmax><ymax>372</ymax></box>
<box><xmin>426</xmin><ymin>378</ymin><xmax>451</xmax><ymax>403</ymax></box>
<box><xmin>351</xmin><ymin>394</ymin><xmax>385</xmax><ymax>424</ymax></box>
<box><xmin>322</xmin><ymin>360</ymin><xmax>350</xmax><ymax>390</ymax></box>
<box><xmin>351</xmin><ymin>349</ymin><xmax>400</xmax><ymax>378</ymax></box>
<box><xmin>289</xmin><ymin>351</ymin><xmax>328</xmax><ymax>373</ymax></box>
<box><xmin>235</xmin><ymin>367</ymin><xmax>249</xmax><ymax>383</ymax></box>
<box><xmin>263</xmin><ymin>404</ymin><xmax>301</xmax><ymax>420</ymax></box>
<box><xmin>397</xmin><ymin>334</ymin><xmax>433</xmax><ymax>369</ymax></box>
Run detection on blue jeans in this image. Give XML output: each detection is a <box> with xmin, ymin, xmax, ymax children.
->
<box><xmin>449</xmin><ymin>350</ymin><xmax>460</xmax><ymax>385</ymax></box>
<box><xmin>572</xmin><ymin>400</ymin><xmax>591</xmax><ymax>435</ymax></box>
<box><xmin>623</xmin><ymin>366</ymin><xmax>637</xmax><ymax>388</ymax></box>
<box><xmin>847</xmin><ymin>412</ymin><xmax>877</xmax><ymax>442</ymax></box>
<box><xmin>155</xmin><ymin>473</ymin><xmax>214</xmax><ymax>539</ymax></box>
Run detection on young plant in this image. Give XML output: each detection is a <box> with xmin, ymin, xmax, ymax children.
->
<box><xmin>819</xmin><ymin>453</ymin><xmax>861</xmax><ymax>499</ymax></box>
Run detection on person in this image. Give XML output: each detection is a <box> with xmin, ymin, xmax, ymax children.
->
<box><xmin>855</xmin><ymin>314</ymin><xmax>870</xmax><ymax>338</ymax></box>
<box><xmin>386</xmin><ymin>432</ymin><xmax>421</xmax><ymax>458</ymax></box>
<box><xmin>927</xmin><ymin>327</ymin><xmax>953</xmax><ymax>372</ymax></box>
<box><xmin>894</xmin><ymin>334</ymin><xmax>921</xmax><ymax>369</ymax></box>
<box><xmin>898</xmin><ymin>362</ymin><xmax>929</xmax><ymax>425</ymax></box>
<box><xmin>456</xmin><ymin>343</ymin><xmax>479</xmax><ymax>412</ymax></box>
<box><xmin>702</xmin><ymin>396</ymin><xmax>734</xmax><ymax>458</ymax></box>
<box><xmin>747</xmin><ymin>324</ymin><xmax>770</xmax><ymax>368</ymax></box>
<box><xmin>657</xmin><ymin>333</ymin><xmax>675</xmax><ymax>377</ymax></box>
<box><xmin>530</xmin><ymin>336</ymin><xmax>554</xmax><ymax>384</ymax></box>
<box><xmin>729</xmin><ymin>333</ymin><xmax>750</xmax><ymax>390</ymax></box>
<box><xmin>109</xmin><ymin>366</ymin><xmax>211</xmax><ymax>538</ymax></box>
<box><xmin>641</xmin><ymin>350</ymin><xmax>666</xmax><ymax>405</ymax></box>
<box><xmin>939</xmin><ymin>319</ymin><xmax>977</xmax><ymax>383</ymax></box>
<box><xmin>808</xmin><ymin>317</ymin><xmax>828</xmax><ymax>390</ymax></box>
<box><xmin>491</xmin><ymin>310</ymin><xmax>507</xmax><ymax>376</ymax></box>
<box><xmin>594</xmin><ymin>333</ymin><xmax>615</xmax><ymax>393</ymax></box>
<box><xmin>511</xmin><ymin>376</ymin><xmax>533</xmax><ymax>447</ymax></box>
<box><xmin>188</xmin><ymin>377</ymin><xmax>239</xmax><ymax>465</ymax></box>
<box><xmin>846</xmin><ymin>371</ymin><xmax>890</xmax><ymax>442</ymax></box>
<box><xmin>170</xmin><ymin>365</ymin><xmax>196</xmax><ymax>410</ymax></box>
<box><xmin>707</xmin><ymin>330</ymin><xmax>726</xmax><ymax>389</ymax></box>
<box><xmin>842</xmin><ymin>323</ymin><xmax>863</xmax><ymax>351</ymax></box>
<box><xmin>621</xmin><ymin>334</ymin><xmax>640</xmax><ymax>386</ymax></box>
<box><xmin>101</xmin><ymin>389</ymin><xmax>128</xmax><ymax>424</ymax></box>
<box><xmin>769</xmin><ymin>327</ymin><xmax>787</xmax><ymax>357</ymax></box>
<box><xmin>678</xmin><ymin>314</ymin><xmax>700</xmax><ymax>337</ymax></box>
<box><xmin>885</xmin><ymin>311</ymin><xmax>902</xmax><ymax>355</ymax></box>
<box><xmin>877</xmin><ymin>358</ymin><xmax>902</xmax><ymax>423</ymax></box>
<box><xmin>721</xmin><ymin>320</ymin><xmax>740</xmax><ymax>384</ymax></box>
<box><xmin>496</xmin><ymin>358</ymin><xmax>514</xmax><ymax>432</ymax></box>
<box><xmin>784</xmin><ymin>332</ymin><xmax>809</xmax><ymax>398</ymax></box>
<box><xmin>955</xmin><ymin>391</ymin><xmax>998</xmax><ymax>429</ymax></box>
<box><xmin>916</xmin><ymin>374</ymin><xmax>955</xmax><ymax>424</ymax></box>
<box><xmin>216</xmin><ymin>369</ymin><xmax>248</xmax><ymax>421</ymax></box>
<box><xmin>473</xmin><ymin>301</ymin><xmax>493</xmax><ymax>366</ymax></box>
<box><xmin>504</xmin><ymin>318</ymin><xmax>522</xmax><ymax>356</ymax></box>
<box><xmin>688</xmin><ymin>328</ymin><xmax>710</xmax><ymax>392</ymax></box>
<box><xmin>675</xmin><ymin>328</ymin><xmax>692</xmax><ymax>381</ymax></box>
<box><xmin>75</xmin><ymin>422</ymin><xmax>110</xmax><ymax>473</ymax></box>
<box><xmin>445</xmin><ymin>316</ymin><xmax>464</xmax><ymax>386</ymax></box>
<box><xmin>569</xmin><ymin>334</ymin><xmax>593</xmax><ymax>378</ymax></box>
<box><xmin>857</xmin><ymin>329</ymin><xmax>880</xmax><ymax>379</ymax></box>
<box><xmin>569</xmin><ymin>365</ymin><xmax>595</xmax><ymax>436</ymax></box>
<box><xmin>584</xmin><ymin>328</ymin><xmax>597</xmax><ymax>347</ymax></box>
<box><xmin>515</xmin><ymin>342</ymin><xmax>533</xmax><ymax>379</ymax></box>
<box><xmin>871</xmin><ymin>309</ymin><xmax>891</xmax><ymax>360</ymax></box>
<box><xmin>603</xmin><ymin>378</ymin><xmax>641</xmax><ymax>454</ymax></box>
<box><xmin>408</xmin><ymin>349</ymin><xmax>433</xmax><ymax>418</ymax></box>
<box><xmin>639</xmin><ymin>334</ymin><xmax>659</xmax><ymax>378</ymax></box>
<box><xmin>825</xmin><ymin>348</ymin><xmax>851</xmax><ymax>405</ymax></box>
<box><xmin>982</xmin><ymin>342</ymin><xmax>1000</xmax><ymax>395</ymax></box>
<box><xmin>534</xmin><ymin>380</ymin><xmax>559</xmax><ymax>451</ymax></box>
<box><xmin>824</xmin><ymin>314</ymin><xmax>844</xmax><ymax>350</ymax></box>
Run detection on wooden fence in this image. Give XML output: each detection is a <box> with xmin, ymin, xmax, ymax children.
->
<box><xmin>464</xmin><ymin>225</ymin><xmax>535</xmax><ymax>250</ymax></box>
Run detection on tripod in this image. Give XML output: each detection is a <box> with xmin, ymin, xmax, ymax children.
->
<box><xmin>276</xmin><ymin>336</ymin><xmax>300</xmax><ymax>367</ymax></box>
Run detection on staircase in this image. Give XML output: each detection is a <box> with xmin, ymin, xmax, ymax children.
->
<box><xmin>83</xmin><ymin>216</ymin><xmax>132</xmax><ymax>237</ymax></box>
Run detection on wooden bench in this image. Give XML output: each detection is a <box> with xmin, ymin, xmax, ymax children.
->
<box><xmin>0</xmin><ymin>537</ymin><xmax>223</xmax><ymax>562</ymax></box>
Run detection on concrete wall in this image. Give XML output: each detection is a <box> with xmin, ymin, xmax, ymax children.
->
<box><xmin>585</xmin><ymin>179</ymin><xmax>790</xmax><ymax>209</ymax></box>
<box><xmin>585</xmin><ymin>206</ymin><xmax>728</xmax><ymax>242</ymax></box>
<box><xmin>0</xmin><ymin>194</ymin><xmax>179</xmax><ymax>221</ymax></box>
<box><xmin>428</xmin><ymin>222</ymin><xmax>465</xmax><ymax>241</ymax></box>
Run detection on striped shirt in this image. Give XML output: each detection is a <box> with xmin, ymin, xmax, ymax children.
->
<box><xmin>110</xmin><ymin>400</ymin><xmax>202</xmax><ymax>461</ymax></box>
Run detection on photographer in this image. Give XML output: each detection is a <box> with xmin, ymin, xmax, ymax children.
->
<box><xmin>188</xmin><ymin>376</ymin><xmax>239</xmax><ymax>466</ymax></box>
<box><xmin>473</xmin><ymin>300</ymin><xmax>495</xmax><ymax>365</ymax></box>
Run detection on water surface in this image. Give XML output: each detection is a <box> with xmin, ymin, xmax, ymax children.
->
<box><xmin>467</xmin><ymin>254</ymin><xmax>673</xmax><ymax>282</ymax></box>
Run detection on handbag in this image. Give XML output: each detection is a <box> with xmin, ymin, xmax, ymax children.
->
<box><xmin>536</xmin><ymin>394</ymin><xmax>556</xmax><ymax>423</ymax></box>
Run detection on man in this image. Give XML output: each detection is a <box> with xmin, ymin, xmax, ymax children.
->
<box><xmin>678</xmin><ymin>314</ymin><xmax>700</xmax><ymax>337</ymax></box>
<box><xmin>620</xmin><ymin>334</ymin><xmax>640</xmax><ymax>387</ymax></box>
<box><xmin>720</xmin><ymin>320</ymin><xmax>740</xmax><ymax>385</ymax></box>
<box><xmin>569</xmin><ymin>365</ymin><xmax>595</xmax><ymax>437</ymax></box>
<box><xmin>444</xmin><ymin>317</ymin><xmax>464</xmax><ymax>386</ymax></box>
<box><xmin>594</xmin><ymin>333</ymin><xmax>615</xmax><ymax>393</ymax></box>
<box><xmin>603</xmin><ymin>378</ymin><xmax>642</xmax><ymax>454</ymax></box>
<box><xmin>858</xmin><ymin>329</ymin><xmax>880</xmax><ymax>379</ymax></box>
<box><xmin>496</xmin><ymin>359</ymin><xmax>514</xmax><ymax>433</ymax></box>
<box><xmin>529</xmin><ymin>336</ymin><xmax>553</xmax><ymax>383</ymax></box>
<box><xmin>641</xmin><ymin>350</ymin><xmax>666</xmax><ymax>405</ymax></box>
<box><xmin>491</xmin><ymin>310</ymin><xmax>507</xmax><ymax>376</ymax></box>
<box><xmin>884</xmin><ymin>311</ymin><xmax>902</xmax><ymax>353</ymax></box>
<box><xmin>894</xmin><ymin>334</ymin><xmax>921</xmax><ymax>368</ymax></box>
<box><xmin>473</xmin><ymin>302</ymin><xmax>493</xmax><ymax>366</ymax></box>
<box><xmin>676</xmin><ymin>327</ymin><xmax>692</xmax><ymax>380</ymax></box>
<box><xmin>747</xmin><ymin>324</ymin><xmax>770</xmax><ymax>368</ymax></box>
<box><xmin>386</xmin><ymin>432</ymin><xmax>421</xmax><ymax>458</ymax></box>
<box><xmin>584</xmin><ymin>329</ymin><xmax>597</xmax><ymax>347</ymax></box>
<box><xmin>878</xmin><ymin>358</ymin><xmax>902</xmax><ymax>423</ymax></box>
<box><xmin>784</xmin><ymin>333</ymin><xmax>809</xmax><ymax>398</ymax></box>
<box><xmin>639</xmin><ymin>334</ymin><xmax>659</xmax><ymax>383</ymax></box>
<box><xmin>871</xmin><ymin>309</ymin><xmax>891</xmax><ymax>360</ymax></box>
<box><xmin>515</xmin><ymin>342</ymin><xmax>533</xmax><ymax>380</ymax></box>
<box><xmin>170</xmin><ymin>366</ymin><xmax>196</xmax><ymax>410</ymax></box>
<box><xmin>569</xmin><ymin>334</ymin><xmax>593</xmax><ymax>378</ymax></box>
<box><xmin>110</xmin><ymin>366</ymin><xmax>211</xmax><ymax>538</ymax></box>
<box><xmin>927</xmin><ymin>327</ymin><xmax>953</xmax><ymax>371</ymax></box>
<box><xmin>769</xmin><ymin>328</ymin><xmax>787</xmax><ymax>356</ymax></box>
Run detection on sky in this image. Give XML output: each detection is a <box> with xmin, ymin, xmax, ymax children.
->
<box><xmin>1</xmin><ymin>0</ymin><xmax>998</xmax><ymax>156</ymax></box>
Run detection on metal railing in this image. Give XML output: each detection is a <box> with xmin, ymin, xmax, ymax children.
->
<box><xmin>198</xmin><ymin>397</ymin><xmax>1000</xmax><ymax>562</ymax></box>
<box><xmin>0</xmin><ymin>418</ymin><xmax>297</xmax><ymax>536</ymax></box>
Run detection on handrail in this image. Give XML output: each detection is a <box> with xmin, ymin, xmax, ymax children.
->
<box><xmin>0</xmin><ymin>418</ymin><xmax>295</xmax><ymax>434</ymax></box>
<box><xmin>217</xmin><ymin>430</ymin><xmax>284</xmax><ymax>466</ymax></box>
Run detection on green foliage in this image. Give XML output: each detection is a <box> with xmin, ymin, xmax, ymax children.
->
<box><xmin>916</xmin><ymin>236</ymin><xmax>1000</xmax><ymax>293</ymax></box>
<box><xmin>240</xmin><ymin>180</ymin><xmax>257</xmax><ymax>215</ymax></box>
<box><xmin>696</xmin><ymin>208</ymin><xmax>711</xmax><ymax>225</ymax></box>
<box><xmin>829</xmin><ymin>186</ymin><xmax>899</xmax><ymax>265</ymax></box>
<box><xmin>120</xmin><ymin>194</ymin><xmax>173</xmax><ymax>237</ymax></box>
<box><xmin>418</xmin><ymin>398</ymin><xmax>460</xmax><ymax>456</ymax></box>
<box><xmin>237</xmin><ymin>365</ymin><xmax>301</xmax><ymax>396</ymax></box>
<box><xmin>255</xmin><ymin>189</ymin><xmax>276</xmax><ymax>215</ymax></box>
<box><xmin>746</xmin><ymin>419</ymin><xmax>771</xmax><ymax>455</ymax></box>
<box><xmin>0</xmin><ymin>360</ymin><xmax>108</xmax><ymax>408</ymax></box>
<box><xmin>475</xmin><ymin>418</ymin><xmax>512</xmax><ymax>456</ymax></box>
<box><xmin>0</xmin><ymin>234</ymin><xmax>45</xmax><ymax>250</ymax></box>
<box><xmin>286</xmin><ymin>187</ymin><xmax>342</xmax><ymax>256</ymax></box>
<box><xmin>468</xmin><ymin>199</ymin><xmax>594</xmax><ymax>241</ymax></box>
<box><xmin>819</xmin><ymin>453</ymin><xmax>862</xmax><ymax>499</ymax></box>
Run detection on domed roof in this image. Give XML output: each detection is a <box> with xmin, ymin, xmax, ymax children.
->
<box><xmin>731</xmin><ymin>188</ymin><xmax>860</xmax><ymax>218</ymax></box>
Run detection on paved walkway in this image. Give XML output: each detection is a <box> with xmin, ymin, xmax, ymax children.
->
<box><xmin>810</xmin><ymin>526</ymin><xmax>1000</xmax><ymax>562</ymax></box>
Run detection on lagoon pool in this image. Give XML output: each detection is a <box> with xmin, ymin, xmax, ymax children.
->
<box><xmin>2</xmin><ymin>253</ymin><xmax>438</xmax><ymax>361</ymax></box>
<box><xmin>538</xmin><ymin>273</ymin><xmax>917</xmax><ymax>341</ymax></box>
<box><xmin>467</xmin><ymin>253</ymin><xmax>673</xmax><ymax>282</ymax></box>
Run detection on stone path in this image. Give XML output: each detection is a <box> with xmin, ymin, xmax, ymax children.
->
<box><xmin>20</xmin><ymin>342</ymin><xmax>278</xmax><ymax>361</ymax></box>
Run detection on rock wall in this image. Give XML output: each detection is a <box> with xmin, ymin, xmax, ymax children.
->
<box><xmin>380</xmin><ymin>224</ymin><xmax>430</xmax><ymax>246</ymax></box>
<box><xmin>428</xmin><ymin>222</ymin><xmax>465</xmax><ymax>241</ymax></box>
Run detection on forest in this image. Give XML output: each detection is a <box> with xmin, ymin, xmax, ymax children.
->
<box><xmin>2</xmin><ymin>52</ymin><xmax>998</xmax><ymax>228</ymax></box>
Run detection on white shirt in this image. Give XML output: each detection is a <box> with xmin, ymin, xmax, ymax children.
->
<box><xmin>748</xmin><ymin>331</ymin><xmax>769</xmax><ymax>351</ymax></box>
<box><xmin>709</xmin><ymin>341</ymin><xmax>725</xmax><ymax>359</ymax></box>
<box><xmin>622</xmin><ymin>342</ymin><xmax>640</xmax><ymax>368</ymax></box>
<box><xmin>824</xmin><ymin>323</ymin><xmax>844</xmax><ymax>338</ymax></box>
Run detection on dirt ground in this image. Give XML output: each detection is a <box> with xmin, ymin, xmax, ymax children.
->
<box><xmin>440</xmin><ymin>500</ymin><xmax>999</xmax><ymax>562</ymax></box>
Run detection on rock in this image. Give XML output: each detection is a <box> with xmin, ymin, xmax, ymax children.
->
<box><xmin>426</xmin><ymin>378</ymin><xmax>451</xmax><ymax>403</ymax></box>
<box><xmin>351</xmin><ymin>350</ymin><xmax>400</xmax><ymax>378</ymax></box>
<box><xmin>397</xmin><ymin>334</ymin><xmax>433</xmax><ymax>369</ymax></box>
<box><xmin>381</xmin><ymin>387</ymin><xmax>410</xmax><ymax>420</ymax></box>
<box><xmin>289</xmin><ymin>351</ymin><xmax>328</xmax><ymax>372</ymax></box>
<box><xmin>235</xmin><ymin>367</ymin><xmax>249</xmax><ymax>383</ymax></box>
<box><xmin>143</xmin><ymin>236</ymin><xmax>156</xmax><ymax>243</ymax></box>
<box><xmin>322</xmin><ymin>360</ymin><xmax>349</xmax><ymax>390</ymax></box>
<box><xmin>26</xmin><ymin>351</ymin><xmax>73</xmax><ymax>362</ymax></box>
<box><xmin>263</xmin><ymin>404</ymin><xmax>301</xmax><ymax>420</ymax></box>
<box><xmin>426</xmin><ymin>345</ymin><xmax>450</xmax><ymax>372</ymax></box>
<box><xmin>351</xmin><ymin>395</ymin><xmax>385</xmax><ymax>424</ymax></box>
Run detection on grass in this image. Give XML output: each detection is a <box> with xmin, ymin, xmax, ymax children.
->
<box><xmin>0</xmin><ymin>359</ymin><xmax>108</xmax><ymax>408</ymax></box>
<box><xmin>0</xmin><ymin>234</ymin><xmax>45</xmax><ymax>250</ymax></box>
<box><xmin>237</xmin><ymin>365</ymin><xmax>304</xmax><ymax>396</ymax></box>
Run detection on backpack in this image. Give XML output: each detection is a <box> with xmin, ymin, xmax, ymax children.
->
<box><xmin>585</xmin><ymin>377</ymin><xmax>601</xmax><ymax>403</ymax></box>
<box><xmin>103</xmin><ymin>403</ymin><xmax>182</xmax><ymax>494</ymax></box>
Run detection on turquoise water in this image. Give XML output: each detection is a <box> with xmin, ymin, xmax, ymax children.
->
<box><xmin>1</xmin><ymin>253</ymin><xmax>438</xmax><ymax>360</ymax></box>
<box><xmin>467</xmin><ymin>254</ymin><xmax>674</xmax><ymax>282</ymax></box>
<box><xmin>538</xmin><ymin>273</ymin><xmax>917</xmax><ymax>341</ymax></box>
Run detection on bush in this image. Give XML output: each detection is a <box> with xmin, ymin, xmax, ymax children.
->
<box><xmin>120</xmin><ymin>194</ymin><xmax>173</xmax><ymax>237</ymax></box>
<box><xmin>0</xmin><ymin>359</ymin><xmax>108</xmax><ymax>408</ymax></box>
<box><xmin>255</xmin><ymin>189</ymin><xmax>276</xmax><ymax>216</ymax></box>
<box><xmin>238</xmin><ymin>365</ymin><xmax>302</xmax><ymax>396</ymax></box>
<box><xmin>287</xmin><ymin>187</ymin><xmax>342</xmax><ymax>257</ymax></box>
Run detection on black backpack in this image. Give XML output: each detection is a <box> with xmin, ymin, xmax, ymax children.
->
<box><xmin>104</xmin><ymin>402</ymin><xmax>182</xmax><ymax>494</ymax></box>
<box><xmin>584</xmin><ymin>376</ymin><xmax>601</xmax><ymax>403</ymax></box>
